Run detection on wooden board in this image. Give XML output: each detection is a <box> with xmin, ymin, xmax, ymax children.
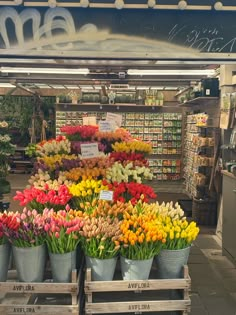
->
<box><xmin>84</xmin><ymin>265</ymin><xmax>191</xmax><ymax>315</ymax></box>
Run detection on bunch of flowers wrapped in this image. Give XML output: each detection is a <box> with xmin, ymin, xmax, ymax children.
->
<box><xmin>119</xmin><ymin>207</ymin><xmax>166</xmax><ymax>260</ymax></box>
<box><xmin>161</xmin><ymin>217</ymin><xmax>199</xmax><ymax>250</ymax></box>
<box><xmin>109</xmin><ymin>152</ymin><xmax>148</xmax><ymax>167</ymax></box>
<box><xmin>104</xmin><ymin>181</ymin><xmax>157</xmax><ymax>205</ymax></box>
<box><xmin>2</xmin><ymin>209</ymin><xmax>46</xmax><ymax>247</ymax></box>
<box><xmin>69</xmin><ymin>180</ymin><xmax>108</xmax><ymax>208</ymax></box>
<box><xmin>61</xmin><ymin>125</ymin><xmax>98</xmax><ymax>141</ymax></box>
<box><xmin>106</xmin><ymin>161</ymin><xmax>153</xmax><ymax>183</ymax></box>
<box><xmin>35</xmin><ymin>154</ymin><xmax>80</xmax><ymax>172</ymax></box>
<box><xmin>112</xmin><ymin>140</ymin><xmax>152</xmax><ymax>154</ymax></box>
<box><xmin>79</xmin><ymin>216</ymin><xmax>121</xmax><ymax>259</ymax></box>
<box><xmin>93</xmin><ymin>128</ymin><xmax>132</xmax><ymax>153</ymax></box>
<box><xmin>36</xmin><ymin>136</ymin><xmax>71</xmax><ymax>157</ymax></box>
<box><xmin>0</xmin><ymin>121</ymin><xmax>15</xmax><ymax>178</ymax></box>
<box><xmin>156</xmin><ymin>201</ymin><xmax>186</xmax><ymax>221</ymax></box>
<box><xmin>43</xmin><ymin>208</ymin><xmax>83</xmax><ymax>254</ymax></box>
<box><xmin>14</xmin><ymin>185</ymin><xmax>72</xmax><ymax>213</ymax></box>
<box><xmin>28</xmin><ymin>170</ymin><xmax>72</xmax><ymax>191</ymax></box>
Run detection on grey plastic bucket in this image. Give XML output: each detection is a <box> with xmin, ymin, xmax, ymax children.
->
<box><xmin>0</xmin><ymin>243</ymin><xmax>11</xmax><ymax>282</ymax></box>
<box><xmin>120</xmin><ymin>256</ymin><xmax>153</xmax><ymax>280</ymax></box>
<box><xmin>155</xmin><ymin>246</ymin><xmax>191</xmax><ymax>279</ymax></box>
<box><xmin>86</xmin><ymin>256</ymin><xmax>117</xmax><ymax>281</ymax></box>
<box><xmin>49</xmin><ymin>250</ymin><xmax>76</xmax><ymax>283</ymax></box>
<box><xmin>12</xmin><ymin>244</ymin><xmax>46</xmax><ymax>282</ymax></box>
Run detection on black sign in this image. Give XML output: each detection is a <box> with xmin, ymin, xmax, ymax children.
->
<box><xmin>0</xmin><ymin>6</ymin><xmax>236</xmax><ymax>59</ymax></box>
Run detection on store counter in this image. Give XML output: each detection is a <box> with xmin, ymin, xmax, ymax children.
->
<box><xmin>222</xmin><ymin>170</ymin><xmax>236</xmax><ymax>264</ymax></box>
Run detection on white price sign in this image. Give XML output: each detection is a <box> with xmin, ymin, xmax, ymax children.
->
<box><xmin>83</xmin><ymin>116</ymin><xmax>97</xmax><ymax>126</ymax></box>
<box><xmin>81</xmin><ymin>143</ymin><xmax>99</xmax><ymax>158</ymax></box>
<box><xmin>99</xmin><ymin>190</ymin><xmax>114</xmax><ymax>201</ymax></box>
<box><xmin>106</xmin><ymin>112</ymin><xmax>122</xmax><ymax>128</ymax></box>
<box><xmin>99</xmin><ymin>120</ymin><xmax>114</xmax><ymax>132</ymax></box>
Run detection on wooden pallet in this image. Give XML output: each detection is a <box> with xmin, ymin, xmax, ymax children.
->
<box><xmin>84</xmin><ymin>265</ymin><xmax>191</xmax><ymax>314</ymax></box>
<box><xmin>0</xmin><ymin>264</ymin><xmax>85</xmax><ymax>315</ymax></box>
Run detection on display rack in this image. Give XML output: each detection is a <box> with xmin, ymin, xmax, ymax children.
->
<box><xmin>56</xmin><ymin>105</ymin><xmax>182</xmax><ymax>181</ymax></box>
<box><xmin>183</xmin><ymin>113</ymin><xmax>215</xmax><ymax>199</ymax></box>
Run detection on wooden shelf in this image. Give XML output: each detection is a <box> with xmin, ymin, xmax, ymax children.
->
<box><xmin>56</xmin><ymin>103</ymin><xmax>181</xmax><ymax>113</ymax></box>
<box><xmin>179</xmin><ymin>97</ymin><xmax>219</xmax><ymax>107</ymax></box>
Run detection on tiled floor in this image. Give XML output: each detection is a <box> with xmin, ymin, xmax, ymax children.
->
<box><xmin>2</xmin><ymin>174</ymin><xmax>236</xmax><ymax>314</ymax></box>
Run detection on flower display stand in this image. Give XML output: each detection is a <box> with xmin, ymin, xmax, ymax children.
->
<box><xmin>84</xmin><ymin>265</ymin><xmax>191</xmax><ymax>314</ymax></box>
<box><xmin>0</xmin><ymin>261</ymin><xmax>85</xmax><ymax>315</ymax></box>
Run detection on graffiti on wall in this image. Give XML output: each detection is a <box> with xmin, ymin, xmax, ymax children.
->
<box><xmin>0</xmin><ymin>6</ymin><xmax>236</xmax><ymax>57</ymax></box>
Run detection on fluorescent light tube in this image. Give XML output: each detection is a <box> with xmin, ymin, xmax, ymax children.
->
<box><xmin>0</xmin><ymin>67</ymin><xmax>89</xmax><ymax>75</ymax></box>
<box><xmin>0</xmin><ymin>83</ymin><xmax>16</xmax><ymax>88</ymax></box>
<box><xmin>127</xmin><ymin>69</ymin><xmax>216</xmax><ymax>76</ymax></box>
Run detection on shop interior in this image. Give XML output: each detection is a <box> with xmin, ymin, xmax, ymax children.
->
<box><xmin>0</xmin><ymin>59</ymin><xmax>236</xmax><ymax>258</ymax></box>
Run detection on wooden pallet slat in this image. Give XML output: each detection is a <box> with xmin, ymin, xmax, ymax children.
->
<box><xmin>0</xmin><ymin>257</ymin><xmax>85</xmax><ymax>315</ymax></box>
<box><xmin>85</xmin><ymin>265</ymin><xmax>191</xmax><ymax>315</ymax></box>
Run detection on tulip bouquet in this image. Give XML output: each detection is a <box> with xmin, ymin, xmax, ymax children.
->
<box><xmin>103</xmin><ymin>181</ymin><xmax>157</xmax><ymax>205</ymax></box>
<box><xmin>156</xmin><ymin>201</ymin><xmax>186</xmax><ymax>221</ymax></box>
<box><xmin>109</xmin><ymin>152</ymin><xmax>149</xmax><ymax>167</ymax></box>
<box><xmin>106</xmin><ymin>161</ymin><xmax>153</xmax><ymax>183</ymax></box>
<box><xmin>36</xmin><ymin>136</ymin><xmax>71</xmax><ymax>157</ymax></box>
<box><xmin>112</xmin><ymin>140</ymin><xmax>152</xmax><ymax>155</ymax></box>
<box><xmin>2</xmin><ymin>209</ymin><xmax>46</xmax><ymax>248</ymax></box>
<box><xmin>0</xmin><ymin>212</ymin><xmax>9</xmax><ymax>245</ymax></box>
<box><xmin>69</xmin><ymin>180</ymin><xmax>108</xmax><ymax>208</ymax></box>
<box><xmin>79</xmin><ymin>216</ymin><xmax>121</xmax><ymax>259</ymax></box>
<box><xmin>161</xmin><ymin>217</ymin><xmax>200</xmax><ymax>250</ymax></box>
<box><xmin>42</xmin><ymin>208</ymin><xmax>83</xmax><ymax>254</ymax></box>
<box><xmin>34</xmin><ymin>154</ymin><xmax>80</xmax><ymax>173</ymax></box>
<box><xmin>65</xmin><ymin>166</ymin><xmax>106</xmax><ymax>181</ymax></box>
<box><xmin>14</xmin><ymin>185</ymin><xmax>72</xmax><ymax>213</ymax></box>
<box><xmin>28</xmin><ymin>170</ymin><xmax>72</xmax><ymax>191</ymax></box>
<box><xmin>119</xmin><ymin>209</ymin><xmax>166</xmax><ymax>260</ymax></box>
<box><xmin>61</xmin><ymin>125</ymin><xmax>98</xmax><ymax>141</ymax></box>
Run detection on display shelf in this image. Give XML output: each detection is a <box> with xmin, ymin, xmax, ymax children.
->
<box><xmin>56</xmin><ymin>108</ymin><xmax>183</xmax><ymax>181</ymax></box>
<box><xmin>179</xmin><ymin>97</ymin><xmax>219</xmax><ymax>107</ymax></box>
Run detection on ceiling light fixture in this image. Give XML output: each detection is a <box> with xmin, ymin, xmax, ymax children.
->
<box><xmin>127</xmin><ymin>69</ymin><xmax>216</xmax><ymax>76</ymax></box>
<box><xmin>0</xmin><ymin>67</ymin><xmax>89</xmax><ymax>75</ymax></box>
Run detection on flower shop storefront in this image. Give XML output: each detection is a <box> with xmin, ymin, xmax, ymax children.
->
<box><xmin>1</xmin><ymin>1</ymin><xmax>236</xmax><ymax>315</ymax></box>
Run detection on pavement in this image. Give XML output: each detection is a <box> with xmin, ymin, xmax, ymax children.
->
<box><xmin>1</xmin><ymin>174</ymin><xmax>236</xmax><ymax>315</ymax></box>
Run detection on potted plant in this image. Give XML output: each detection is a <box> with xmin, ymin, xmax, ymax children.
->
<box><xmin>0</xmin><ymin>212</ymin><xmax>11</xmax><ymax>281</ymax></box>
<box><xmin>2</xmin><ymin>208</ymin><xmax>47</xmax><ymax>282</ymax></box>
<box><xmin>0</xmin><ymin>121</ymin><xmax>15</xmax><ymax>196</ymax></box>
<box><xmin>119</xmin><ymin>203</ymin><xmax>166</xmax><ymax>280</ymax></box>
<box><xmin>155</xmin><ymin>204</ymin><xmax>200</xmax><ymax>278</ymax></box>
<box><xmin>80</xmin><ymin>215</ymin><xmax>122</xmax><ymax>281</ymax></box>
<box><xmin>42</xmin><ymin>208</ymin><xmax>83</xmax><ymax>282</ymax></box>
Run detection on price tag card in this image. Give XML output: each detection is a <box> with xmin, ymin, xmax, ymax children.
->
<box><xmin>83</xmin><ymin>116</ymin><xmax>97</xmax><ymax>126</ymax></box>
<box><xmin>99</xmin><ymin>120</ymin><xmax>114</xmax><ymax>132</ymax></box>
<box><xmin>81</xmin><ymin>143</ymin><xmax>99</xmax><ymax>158</ymax></box>
<box><xmin>106</xmin><ymin>112</ymin><xmax>122</xmax><ymax>128</ymax></box>
<box><xmin>99</xmin><ymin>190</ymin><xmax>114</xmax><ymax>201</ymax></box>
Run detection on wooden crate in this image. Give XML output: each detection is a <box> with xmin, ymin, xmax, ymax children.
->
<box><xmin>84</xmin><ymin>265</ymin><xmax>191</xmax><ymax>315</ymax></box>
<box><xmin>0</xmin><ymin>264</ymin><xmax>85</xmax><ymax>315</ymax></box>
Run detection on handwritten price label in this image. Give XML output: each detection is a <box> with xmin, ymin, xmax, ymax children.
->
<box><xmin>99</xmin><ymin>190</ymin><xmax>113</xmax><ymax>201</ymax></box>
<box><xmin>106</xmin><ymin>112</ymin><xmax>122</xmax><ymax>128</ymax></box>
<box><xmin>99</xmin><ymin>121</ymin><xmax>114</xmax><ymax>132</ymax></box>
<box><xmin>81</xmin><ymin>143</ymin><xmax>99</xmax><ymax>158</ymax></box>
<box><xmin>83</xmin><ymin>116</ymin><xmax>97</xmax><ymax>126</ymax></box>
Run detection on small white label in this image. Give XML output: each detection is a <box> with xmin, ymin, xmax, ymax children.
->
<box><xmin>206</xmin><ymin>89</ymin><xmax>210</xmax><ymax>96</ymax></box>
<box><xmin>99</xmin><ymin>120</ymin><xmax>114</xmax><ymax>132</ymax></box>
<box><xmin>106</xmin><ymin>112</ymin><xmax>122</xmax><ymax>128</ymax></box>
<box><xmin>83</xmin><ymin>116</ymin><xmax>97</xmax><ymax>126</ymax></box>
<box><xmin>81</xmin><ymin>143</ymin><xmax>99</xmax><ymax>158</ymax></box>
<box><xmin>99</xmin><ymin>190</ymin><xmax>114</xmax><ymax>201</ymax></box>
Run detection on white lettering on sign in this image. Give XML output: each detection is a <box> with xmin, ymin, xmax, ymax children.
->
<box><xmin>99</xmin><ymin>120</ymin><xmax>114</xmax><ymax>132</ymax></box>
<box><xmin>99</xmin><ymin>190</ymin><xmax>113</xmax><ymax>201</ymax></box>
<box><xmin>81</xmin><ymin>143</ymin><xmax>99</xmax><ymax>158</ymax></box>
<box><xmin>106</xmin><ymin>112</ymin><xmax>122</xmax><ymax>128</ymax></box>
